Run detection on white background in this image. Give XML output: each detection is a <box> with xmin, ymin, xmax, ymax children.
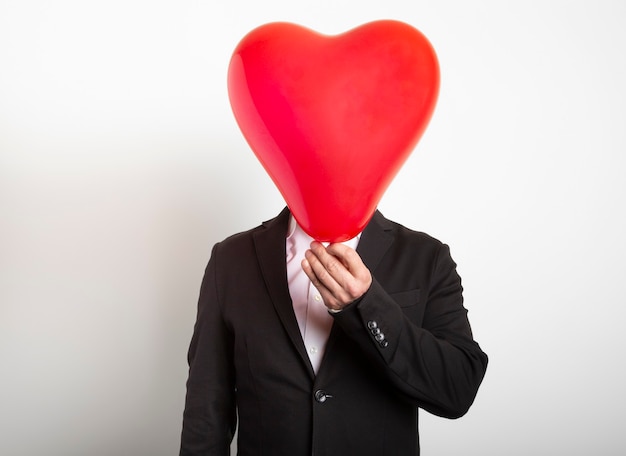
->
<box><xmin>1</xmin><ymin>1</ymin><xmax>625</xmax><ymax>455</ymax></box>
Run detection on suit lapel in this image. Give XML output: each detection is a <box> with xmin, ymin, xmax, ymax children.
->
<box><xmin>253</xmin><ymin>207</ymin><xmax>315</xmax><ymax>378</ymax></box>
<box><xmin>356</xmin><ymin>210</ymin><xmax>395</xmax><ymax>273</ymax></box>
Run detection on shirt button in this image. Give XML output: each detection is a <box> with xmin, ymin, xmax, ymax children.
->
<box><xmin>314</xmin><ymin>295</ymin><xmax>321</xmax><ymax>302</ymax></box>
<box><xmin>309</xmin><ymin>346</ymin><xmax>318</xmax><ymax>354</ymax></box>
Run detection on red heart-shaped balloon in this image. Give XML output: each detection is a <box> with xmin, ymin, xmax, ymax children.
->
<box><xmin>228</xmin><ymin>21</ymin><xmax>439</xmax><ymax>241</ymax></box>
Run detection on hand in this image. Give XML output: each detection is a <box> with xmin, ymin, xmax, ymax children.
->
<box><xmin>302</xmin><ymin>241</ymin><xmax>372</xmax><ymax>311</ymax></box>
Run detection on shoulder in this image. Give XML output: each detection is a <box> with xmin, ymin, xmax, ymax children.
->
<box><xmin>211</xmin><ymin>207</ymin><xmax>290</xmax><ymax>256</ymax></box>
<box><xmin>359</xmin><ymin>211</ymin><xmax>454</xmax><ymax>280</ymax></box>
<box><xmin>370</xmin><ymin>211</ymin><xmax>445</xmax><ymax>250</ymax></box>
<box><xmin>216</xmin><ymin>223</ymin><xmax>262</xmax><ymax>250</ymax></box>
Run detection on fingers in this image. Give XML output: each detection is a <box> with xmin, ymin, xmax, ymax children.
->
<box><xmin>301</xmin><ymin>256</ymin><xmax>335</xmax><ymax>306</ymax></box>
<box><xmin>326</xmin><ymin>243</ymin><xmax>371</xmax><ymax>282</ymax></box>
<box><xmin>301</xmin><ymin>246</ymin><xmax>343</xmax><ymax>307</ymax></box>
<box><xmin>302</xmin><ymin>242</ymin><xmax>372</xmax><ymax>310</ymax></box>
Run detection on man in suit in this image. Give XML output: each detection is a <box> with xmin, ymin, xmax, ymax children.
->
<box><xmin>180</xmin><ymin>207</ymin><xmax>487</xmax><ymax>455</ymax></box>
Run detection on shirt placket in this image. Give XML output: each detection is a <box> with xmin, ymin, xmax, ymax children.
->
<box><xmin>303</xmin><ymin>281</ymin><xmax>333</xmax><ymax>374</ymax></box>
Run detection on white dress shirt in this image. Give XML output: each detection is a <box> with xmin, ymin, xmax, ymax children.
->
<box><xmin>285</xmin><ymin>216</ymin><xmax>360</xmax><ymax>374</ymax></box>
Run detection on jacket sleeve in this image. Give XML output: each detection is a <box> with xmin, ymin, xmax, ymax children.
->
<box><xmin>332</xmin><ymin>242</ymin><xmax>488</xmax><ymax>418</ymax></box>
<box><xmin>180</xmin><ymin>243</ymin><xmax>236</xmax><ymax>455</ymax></box>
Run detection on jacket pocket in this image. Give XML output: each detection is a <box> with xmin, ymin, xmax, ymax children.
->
<box><xmin>389</xmin><ymin>289</ymin><xmax>420</xmax><ymax>308</ymax></box>
<box><xmin>390</xmin><ymin>289</ymin><xmax>424</xmax><ymax>326</ymax></box>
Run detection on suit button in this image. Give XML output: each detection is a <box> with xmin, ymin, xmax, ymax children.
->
<box><xmin>380</xmin><ymin>340</ymin><xmax>389</xmax><ymax>348</ymax></box>
<box><xmin>367</xmin><ymin>321</ymin><xmax>378</xmax><ymax>330</ymax></box>
<box><xmin>375</xmin><ymin>332</ymin><xmax>385</xmax><ymax>342</ymax></box>
<box><xmin>371</xmin><ymin>327</ymin><xmax>381</xmax><ymax>336</ymax></box>
<box><xmin>314</xmin><ymin>390</ymin><xmax>329</xmax><ymax>403</ymax></box>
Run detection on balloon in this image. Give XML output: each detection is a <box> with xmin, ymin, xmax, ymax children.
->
<box><xmin>228</xmin><ymin>20</ymin><xmax>439</xmax><ymax>242</ymax></box>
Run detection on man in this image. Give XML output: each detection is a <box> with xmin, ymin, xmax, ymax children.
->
<box><xmin>180</xmin><ymin>207</ymin><xmax>487</xmax><ymax>455</ymax></box>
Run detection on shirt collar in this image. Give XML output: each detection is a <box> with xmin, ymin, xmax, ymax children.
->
<box><xmin>286</xmin><ymin>215</ymin><xmax>361</xmax><ymax>248</ymax></box>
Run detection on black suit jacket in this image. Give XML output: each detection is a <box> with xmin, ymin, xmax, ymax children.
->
<box><xmin>180</xmin><ymin>207</ymin><xmax>487</xmax><ymax>455</ymax></box>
